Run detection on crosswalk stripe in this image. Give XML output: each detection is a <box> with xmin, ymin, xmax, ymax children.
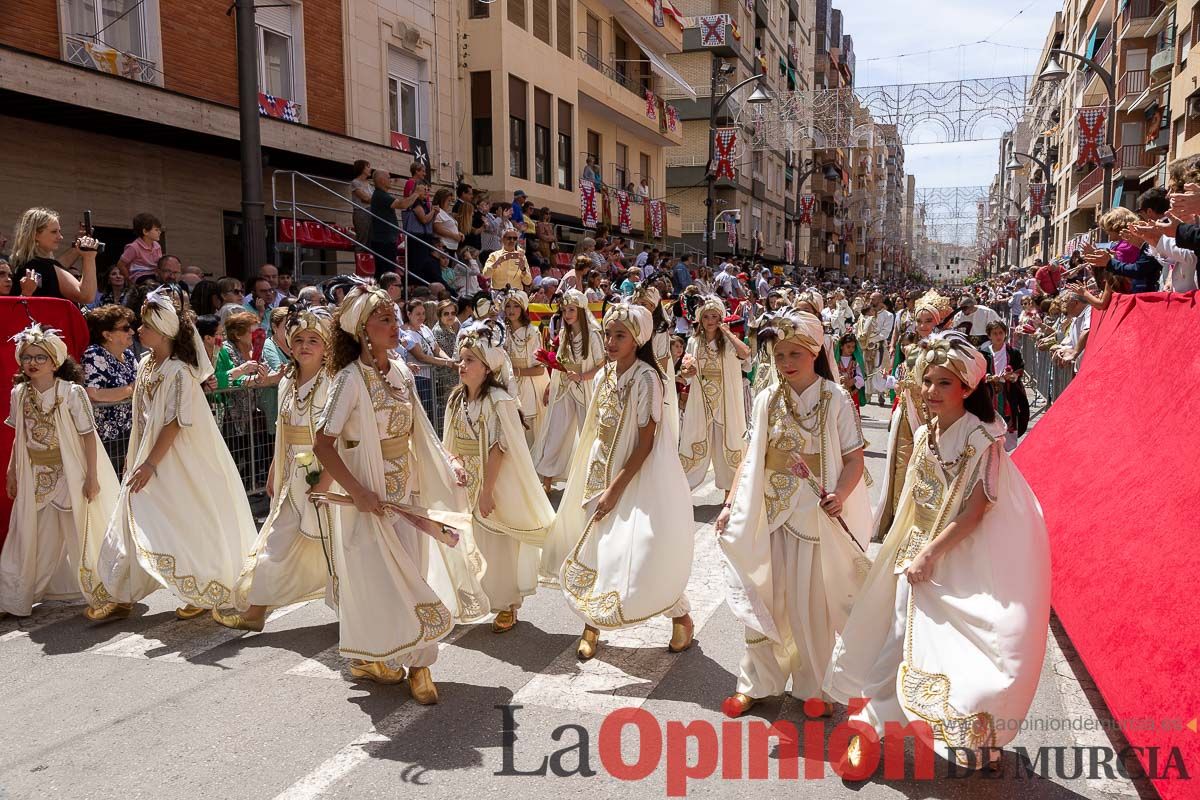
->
<box><xmin>89</xmin><ymin>602</ymin><xmax>313</xmax><ymax>662</ymax></box>
<box><xmin>0</xmin><ymin>601</ymin><xmax>88</xmax><ymax>643</ymax></box>
<box><xmin>284</xmin><ymin>624</ymin><xmax>472</xmax><ymax>680</ymax></box>
<box><xmin>510</xmin><ymin>523</ymin><xmax>725</xmax><ymax>716</ymax></box>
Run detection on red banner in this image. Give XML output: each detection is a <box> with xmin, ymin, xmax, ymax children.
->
<box><xmin>666</xmin><ymin>105</ymin><xmax>678</xmax><ymax>132</ymax></box>
<box><xmin>698</xmin><ymin>14</ymin><xmax>727</xmax><ymax>46</ymax></box>
<box><xmin>1006</xmin><ymin>217</ymin><xmax>1019</xmax><ymax>240</ymax></box>
<box><xmin>617</xmin><ymin>190</ymin><xmax>631</xmax><ymax>234</ymax></box>
<box><xmin>580</xmin><ymin>183</ymin><xmax>598</xmax><ymax>228</ymax></box>
<box><xmin>645</xmin><ymin>90</ymin><xmax>657</xmax><ymax>121</ymax></box>
<box><xmin>1029</xmin><ymin>183</ymin><xmax>1047</xmax><ymax>213</ymax></box>
<box><xmin>1076</xmin><ymin>107</ymin><xmax>1107</xmax><ymax>167</ymax></box>
<box><xmin>649</xmin><ymin>200</ymin><xmax>665</xmax><ymax>238</ymax></box>
<box><xmin>727</xmin><ymin>217</ymin><xmax>737</xmax><ymax>249</ymax></box>
<box><xmin>714</xmin><ymin>128</ymin><xmax>737</xmax><ymax>179</ymax></box>
<box><xmin>798</xmin><ymin>194</ymin><xmax>816</xmax><ymax>225</ymax></box>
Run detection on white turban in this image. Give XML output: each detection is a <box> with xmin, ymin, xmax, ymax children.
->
<box><xmin>560</xmin><ymin>289</ymin><xmax>589</xmax><ymax>311</ymax></box>
<box><xmin>11</xmin><ymin>323</ymin><xmax>68</xmax><ymax>369</ymax></box>
<box><xmin>141</xmin><ymin>286</ymin><xmax>213</xmax><ymax>381</ymax></box>
<box><xmin>458</xmin><ymin>320</ymin><xmax>508</xmax><ymax>374</ymax></box>
<box><xmin>697</xmin><ymin>295</ymin><xmax>726</xmax><ymax>320</ymax></box>
<box><xmin>631</xmin><ymin>284</ymin><xmax>661</xmax><ymax>309</ymax></box>
<box><xmin>338</xmin><ymin>284</ymin><xmax>393</xmax><ymax>340</ymax></box>
<box><xmin>501</xmin><ymin>289</ymin><xmax>530</xmax><ymax>311</ymax></box>
<box><xmin>917</xmin><ymin>331</ymin><xmax>987</xmax><ymax>390</ymax></box>
<box><xmin>770</xmin><ymin>310</ymin><xmax>824</xmax><ymax>355</ymax></box>
<box><xmin>603</xmin><ymin>303</ymin><xmax>654</xmax><ymax>347</ymax></box>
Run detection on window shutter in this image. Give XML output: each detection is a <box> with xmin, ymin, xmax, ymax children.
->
<box><xmin>256</xmin><ymin>3</ymin><xmax>293</xmax><ymax>34</ymax></box>
<box><xmin>556</xmin><ymin>0</ymin><xmax>571</xmax><ymax>57</ymax></box>
<box><xmin>533</xmin><ymin>0</ymin><xmax>551</xmax><ymax>44</ymax></box>
<box><xmin>388</xmin><ymin>47</ymin><xmax>421</xmax><ymax>84</ymax></box>
<box><xmin>508</xmin><ymin>0</ymin><xmax>526</xmax><ymax>29</ymax></box>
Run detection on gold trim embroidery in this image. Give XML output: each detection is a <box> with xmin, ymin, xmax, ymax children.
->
<box><xmin>338</xmin><ymin>600</ymin><xmax>453</xmax><ymax>659</ymax></box>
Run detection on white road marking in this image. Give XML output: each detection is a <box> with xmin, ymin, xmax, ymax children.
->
<box><xmin>89</xmin><ymin>602</ymin><xmax>312</xmax><ymax>662</ymax></box>
<box><xmin>284</xmin><ymin>625</ymin><xmax>472</xmax><ymax>681</ymax></box>
<box><xmin>0</xmin><ymin>601</ymin><xmax>89</xmax><ymax>643</ymax></box>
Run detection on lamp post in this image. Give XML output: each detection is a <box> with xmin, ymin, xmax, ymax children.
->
<box><xmin>1037</xmin><ymin>50</ymin><xmax>1116</xmax><ymax>228</ymax></box>
<box><xmin>1006</xmin><ymin>151</ymin><xmax>1055</xmax><ymax>264</ymax></box>
<box><xmin>704</xmin><ymin>63</ymin><xmax>771</xmax><ymax>269</ymax></box>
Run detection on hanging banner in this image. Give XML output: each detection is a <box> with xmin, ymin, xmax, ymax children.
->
<box><xmin>1076</xmin><ymin>106</ymin><xmax>1107</xmax><ymax>167</ymax></box>
<box><xmin>666</xmin><ymin>105</ymin><xmax>678</xmax><ymax>132</ymax></box>
<box><xmin>784</xmin><ymin>238</ymin><xmax>794</xmax><ymax>264</ymax></box>
<box><xmin>601</xmin><ymin>187</ymin><xmax>613</xmax><ymax>227</ymax></box>
<box><xmin>617</xmin><ymin>191</ymin><xmax>632</xmax><ymax>234</ymax></box>
<box><xmin>580</xmin><ymin>183</ymin><xmax>598</xmax><ymax>228</ymax></box>
<box><xmin>649</xmin><ymin>200</ymin><xmax>665</xmax><ymax>238</ymax></box>
<box><xmin>698</xmin><ymin>14</ymin><xmax>727</xmax><ymax>47</ymax></box>
<box><xmin>645</xmin><ymin>90</ymin><xmax>657</xmax><ymax>121</ymax></box>
<box><xmin>1006</xmin><ymin>217</ymin><xmax>1019</xmax><ymax>240</ymax></box>
<box><xmin>1029</xmin><ymin>183</ymin><xmax>1047</xmax><ymax>213</ymax></box>
<box><xmin>652</xmin><ymin>0</ymin><xmax>665</xmax><ymax>27</ymax></box>
<box><xmin>727</xmin><ymin>217</ymin><xmax>737</xmax><ymax>249</ymax></box>
<box><xmin>713</xmin><ymin>128</ymin><xmax>737</xmax><ymax>179</ymax></box>
<box><xmin>798</xmin><ymin>194</ymin><xmax>816</xmax><ymax>225</ymax></box>
<box><xmin>258</xmin><ymin>92</ymin><xmax>301</xmax><ymax>123</ymax></box>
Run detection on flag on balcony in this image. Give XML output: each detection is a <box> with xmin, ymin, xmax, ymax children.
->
<box><xmin>580</xmin><ymin>183</ymin><xmax>598</xmax><ymax>228</ymax></box>
<box><xmin>649</xmin><ymin>200</ymin><xmax>665</xmax><ymax>238</ymax></box>
<box><xmin>1076</xmin><ymin>106</ymin><xmax>1107</xmax><ymax>167</ymax></box>
<box><xmin>617</xmin><ymin>191</ymin><xmax>632</xmax><ymax>234</ymax></box>
<box><xmin>698</xmin><ymin>14</ymin><xmax>727</xmax><ymax>46</ymax></box>
<box><xmin>1006</xmin><ymin>217</ymin><xmax>1019</xmax><ymax>240</ymax></box>
<box><xmin>1029</xmin><ymin>183</ymin><xmax>1047</xmax><ymax>213</ymax></box>
<box><xmin>645</xmin><ymin>90</ymin><xmax>657</xmax><ymax>121</ymax></box>
<box><xmin>714</xmin><ymin>128</ymin><xmax>737</xmax><ymax>179</ymax></box>
<box><xmin>652</xmin><ymin>0</ymin><xmax>665</xmax><ymax>27</ymax></box>
<box><xmin>666</xmin><ymin>105</ymin><xmax>678</xmax><ymax>132</ymax></box>
<box><xmin>389</xmin><ymin>133</ymin><xmax>429</xmax><ymax>166</ymax></box>
<box><xmin>258</xmin><ymin>92</ymin><xmax>301</xmax><ymax>123</ymax></box>
<box><xmin>727</xmin><ymin>217</ymin><xmax>737</xmax><ymax>248</ymax></box>
<box><xmin>798</xmin><ymin>194</ymin><xmax>816</xmax><ymax>224</ymax></box>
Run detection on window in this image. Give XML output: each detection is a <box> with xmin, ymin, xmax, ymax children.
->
<box><xmin>535</xmin><ymin>89</ymin><xmax>552</xmax><ymax>185</ymax></box>
<box><xmin>471</xmin><ymin>72</ymin><xmax>493</xmax><ymax>175</ymax></box>
<box><xmin>508</xmin><ymin>0</ymin><xmax>526</xmax><ymax>29</ymax></box>
<box><xmin>615</xmin><ymin>143</ymin><xmax>628</xmax><ymax>189</ymax></box>
<box><xmin>388</xmin><ymin>48</ymin><xmax>427</xmax><ymax>139</ymax></box>
<box><xmin>65</xmin><ymin>0</ymin><xmax>147</xmax><ymax>57</ymax></box>
<box><xmin>509</xmin><ymin>75</ymin><xmax>528</xmax><ymax>179</ymax></box>
<box><xmin>556</xmin><ymin>0</ymin><xmax>572</xmax><ymax>58</ymax></box>
<box><xmin>470</xmin><ymin>0</ymin><xmax>490</xmax><ymax>18</ymax></box>
<box><xmin>254</xmin><ymin>4</ymin><xmax>300</xmax><ymax>100</ymax></box>
<box><xmin>639</xmin><ymin>153</ymin><xmax>651</xmax><ymax>192</ymax></box>
<box><xmin>585</xmin><ymin>13</ymin><xmax>601</xmax><ymax>66</ymax></box>
<box><xmin>533</xmin><ymin>0</ymin><xmax>551</xmax><ymax>45</ymax></box>
<box><xmin>558</xmin><ymin>99</ymin><xmax>573</xmax><ymax>190</ymax></box>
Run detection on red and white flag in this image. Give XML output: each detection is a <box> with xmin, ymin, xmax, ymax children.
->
<box><xmin>617</xmin><ymin>191</ymin><xmax>632</xmax><ymax>234</ymax></box>
<box><xmin>580</xmin><ymin>183</ymin><xmax>598</xmax><ymax>228</ymax></box>
<box><xmin>798</xmin><ymin>194</ymin><xmax>816</xmax><ymax>224</ymax></box>
<box><xmin>714</xmin><ymin>128</ymin><xmax>737</xmax><ymax>179</ymax></box>
<box><xmin>1076</xmin><ymin>107</ymin><xmax>1107</xmax><ymax>167</ymax></box>
<box><xmin>649</xmin><ymin>200</ymin><xmax>665</xmax><ymax>238</ymax></box>
<box><xmin>697</xmin><ymin>14</ymin><xmax>727</xmax><ymax>47</ymax></box>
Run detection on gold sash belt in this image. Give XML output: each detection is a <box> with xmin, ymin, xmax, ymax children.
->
<box><xmin>380</xmin><ymin>435</ymin><xmax>410</xmax><ymax>460</ymax></box>
<box><xmin>510</xmin><ymin>357</ymin><xmax>532</xmax><ymax>369</ymax></box>
<box><xmin>281</xmin><ymin>424</ymin><xmax>313</xmax><ymax>447</ymax></box>
<box><xmin>28</xmin><ymin>447</ymin><xmax>63</xmax><ymax>467</ymax></box>
<box><xmin>448</xmin><ymin>435</ymin><xmax>477</xmax><ymax>457</ymax></box>
<box><xmin>559</xmin><ymin>359</ymin><xmax>581</xmax><ymax>372</ymax></box>
<box><xmin>763</xmin><ymin>446</ymin><xmax>820</xmax><ymax>478</ymax></box>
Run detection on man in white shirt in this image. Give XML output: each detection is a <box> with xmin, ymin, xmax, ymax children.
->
<box><xmin>755</xmin><ymin>267</ymin><xmax>772</xmax><ymax>299</ymax></box>
<box><xmin>949</xmin><ymin>294</ymin><xmax>1001</xmax><ymax>344</ymax></box>
<box><xmin>714</xmin><ymin>262</ymin><xmax>744</xmax><ymax>299</ymax></box>
<box><xmin>868</xmin><ymin>291</ymin><xmax>894</xmax><ymax>404</ymax></box>
<box><xmin>1053</xmin><ymin>291</ymin><xmax>1091</xmax><ymax>369</ymax></box>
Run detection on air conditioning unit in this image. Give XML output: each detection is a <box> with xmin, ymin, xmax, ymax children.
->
<box><xmin>1188</xmin><ymin>95</ymin><xmax>1200</xmax><ymax>118</ymax></box>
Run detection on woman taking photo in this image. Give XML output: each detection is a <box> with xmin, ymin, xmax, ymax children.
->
<box><xmin>82</xmin><ymin>305</ymin><xmax>139</xmax><ymax>473</ymax></box>
<box><xmin>8</xmin><ymin>207</ymin><xmax>100</xmax><ymax>304</ymax></box>
<box><xmin>826</xmin><ymin>331</ymin><xmax>1050</xmax><ymax>773</ymax></box>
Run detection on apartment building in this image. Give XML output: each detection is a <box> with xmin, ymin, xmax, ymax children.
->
<box><xmin>1</xmin><ymin>0</ymin><xmax>453</xmax><ymax>278</ymax></box>
<box><xmin>662</xmin><ymin>0</ymin><xmax>813</xmax><ymax>266</ymax></box>
<box><xmin>460</xmin><ymin>0</ymin><xmax>688</xmax><ymax>244</ymax></box>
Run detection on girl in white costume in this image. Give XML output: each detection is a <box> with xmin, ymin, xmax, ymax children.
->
<box><xmin>312</xmin><ymin>284</ymin><xmax>488</xmax><ymax>699</ymax></box>
<box><xmin>825</xmin><ymin>332</ymin><xmax>1051</xmax><ymax>771</ymax></box>
<box><xmin>631</xmin><ymin>284</ymin><xmax>679</xmax><ymax>442</ymax></box>
<box><xmin>872</xmin><ymin>289</ymin><xmax>952</xmax><ymax>542</ymax></box>
<box><xmin>2</xmin><ymin>326</ymin><xmax>120</xmax><ymax>618</ymax></box>
<box><xmin>716</xmin><ymin>311</ymin><xmax>872</xmax><ymax>716</ymax></box>
<box><xmin>531</xmin><ymin>289</ymin><xmax>603</xmax><ymax>489</ymax></box>
<box><xmin>500</xmin><ymin>290</ymin><xmax>549</xmax><ymax>446</ymax></box>
<box><xmin>444</xmin><ymin>321</ymin><xmax>554</xmax><ymax>633</ymax></box>
<box><xmin>88</xmin><ymin>287</ymin><xmax>259</xmax><ymax>622</ymax></box>
<box><xmin>213</xmin><ymin>304</ymin><xmax>337</xmax><ymax>632</ymax></box>
<box><xmin>541</xmin><ymin>304</ymin><xmax>695</xmax><ymax>660</ymax></box>
<box><xmin>678</xmin><ymin>296</ymin><xmax>750</xmax><ymax>496</ymax></box>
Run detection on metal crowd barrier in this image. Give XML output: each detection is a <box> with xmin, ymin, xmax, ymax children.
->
<box><xmin>1017</xmin><ymin>334</ymin><xmax>1076</xmax><ymax>407</ymax></box>
<box><xmin>93</xmin><ymin>375</ymin><xmax>453</xmax><ymax>494</ymax></box>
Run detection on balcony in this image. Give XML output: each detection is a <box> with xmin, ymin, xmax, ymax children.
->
<box><xmin>1118</xmin><ymin>143</ymin><xmax>1151</xmax><ymax>174</ymax></box>
<box><xmin>1120</xmin><ymin>0</ymin><xmax>1165</xmax><ymax>39</ymax></box>
<box><xmin>682</xmin><ymin>21</ymin><xmax>741</xmax><ymax>58</ymax></box>
<box><xmin>591</xmin><ymin>0</ymin><xmax>683</xmax><ymax>54</ymax></box>
<box><xmin>1146</xmin><ymin>123</ymin><xmax>1170</xmax><ymax>154</ymax></box>
<box><xmin>1118</xmin><ymin>69</ymin><xmax>1148</xmax><ymax>108</ymax></box>
<box><xmin>62</xmin><ymin>33</ymin><xmax>158</xmax><ymax>85</ymax></box>
<box><xmin>578</xmin><ymin>48</ymin><xmax>684</xmax><ymax>146</ymax></box>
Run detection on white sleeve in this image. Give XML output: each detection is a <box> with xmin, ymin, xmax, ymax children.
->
<box><xmin>834</xmin><ymin>389</ymin><xmax>864</xmax><ymax>454</ymax></box>
<box><xmin>67</xmin><ymin>384</ymin><xmax>97</xmax><ymax>435</ymax></box>
<box><xmin>5</xmin><ymin>387</ymin><xmax>20</xmax><ymax>429</ymax></box>
<box><xmin>635</xmin><ymin>368</ymin><xmax>664</xmax><ymax>428</ymax></box>
<box><xmin>163</xmin><ymin>368</ymin><xmax>194</xmax><ymax>427</ymax></box>
<box><xmin>317</xmin><ymin>369</ymin><xmax>359</xmax><ymax>438</ymax></box>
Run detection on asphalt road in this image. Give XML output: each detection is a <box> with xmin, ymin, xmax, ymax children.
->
<box><xmin>0</xmin><ymin>394</ymin><xmax>1155</xmax><ymax>800</ymax></box>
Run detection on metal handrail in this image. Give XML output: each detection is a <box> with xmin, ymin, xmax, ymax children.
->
<box><xmin>271</xmin><ymin>170</ymin><xmax>477</xmax><ymax>298</ymax></box>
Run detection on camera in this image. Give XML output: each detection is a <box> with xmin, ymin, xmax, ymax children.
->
<box><xmin>79</xmin><ymin>210</ymin><xmax>106</xmax><ymax>254</ymax></box>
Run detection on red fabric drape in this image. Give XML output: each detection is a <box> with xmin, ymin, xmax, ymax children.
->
<box><xmin>1013</xmin><ymin>291</ymin><xmax>1200</xmax><ymax>800</ymax></box>
<box><xmin>1</xmin><ymin>298</ymin><xmax>90</xmax><ymax>550</ymax></box>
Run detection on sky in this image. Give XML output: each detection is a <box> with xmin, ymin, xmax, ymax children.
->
<box><xmin>837</xmin><ymin>0</ymin><xmax>1065</xmax><ymax>191</ymax></box>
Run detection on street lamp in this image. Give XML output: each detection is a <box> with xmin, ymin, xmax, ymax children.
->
<box><xmin>704</xmin><ymin>67</ymin><xmax>771</xmax><ymax>269</ymax></box>
<box><xmin>1037</xmin><ymin>48</ymin><xmax>1116</xmax><ymax>231</ymax></box>
<box><xmin>1006</xmin><ymin>151</ymin><xmax>1054</xmax><ymax>263</ymax></box>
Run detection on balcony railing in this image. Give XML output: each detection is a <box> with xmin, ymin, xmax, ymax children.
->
<box><xmin>1093</xmin><ymin>35</ymin><xmax>1113</xmax><ymax>70</ymax></box>
<box><xmin>1077</xmin><ymin>165</ymin><xmax>1104</xmax><ymax>198</ymax></box>
<box><xmin>579</xmin><ymin>47</ymin><xmax>648</xmax><ymax>100</ymax></box>
<box><xmin>1119</xmin><ymin>69</ymin><xmax>1148</xmax><ymax>101</ymax></box>
<box><xmin>1121</xmin><ymin>0</ymin><xmax>1165</xmax><ymax>31</ymax></box>
<box><xmin>1150</xmin><ymin>44</ymin><xmax>1174</xmax><ymax>75</ymax></box>
<box><xmin>1119</xmin><ymin>143</ymin><xmax>1150</xmax><ymax>172</ymax></box>
<box><xmin>63</xmin><ymin>32</ymin><xmax>157</xmax><ymax>84</ymax></box>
